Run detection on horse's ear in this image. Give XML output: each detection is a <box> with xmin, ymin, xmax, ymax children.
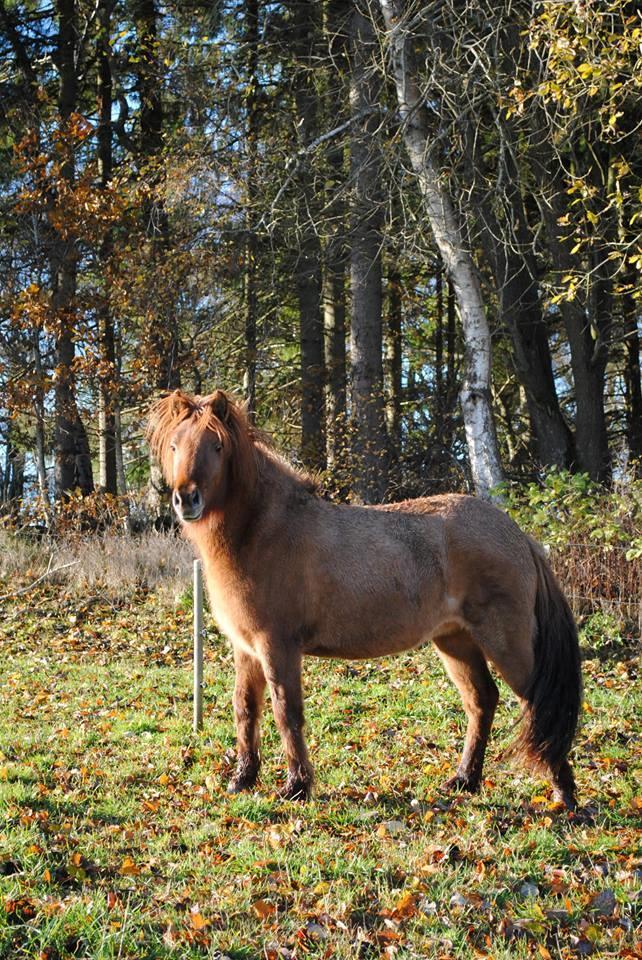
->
<box><xmin>208</xmin><ymin>389</ymin><xmax>229</xmax><ymax>422</ymax></box>
<box><xmin>168</xmin><ymin>389</ymin><xmax>190</xmax><ymax>417</ymax></box>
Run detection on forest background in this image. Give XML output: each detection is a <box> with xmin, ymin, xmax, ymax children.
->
<box><xmin>0</xmin><ymin>0</ymin><xmax>641</xmax><ymax>631</ymax></box>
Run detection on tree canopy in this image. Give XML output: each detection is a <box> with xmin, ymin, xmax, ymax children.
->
<box><xmin>1</xmin><ymin>0</ymin><xmax>641</xmax><ymax>521</ymax></box>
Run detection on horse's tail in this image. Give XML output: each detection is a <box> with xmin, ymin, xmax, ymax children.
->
<box><xmin>513</xmin><ymin>542</ymin><xmax>582</xmax><ymax>775</ymax></box>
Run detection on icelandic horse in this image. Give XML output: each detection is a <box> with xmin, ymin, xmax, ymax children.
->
<box><xmin>147</xmin><ymin>390</ymin><xmax>581</xmax><ymax>807</ymax></box>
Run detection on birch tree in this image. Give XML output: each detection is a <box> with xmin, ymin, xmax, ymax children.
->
<box><xmin>378</xmin><ymin>0</ymin><xmax>504</xmax><ymax>498</ymax></box>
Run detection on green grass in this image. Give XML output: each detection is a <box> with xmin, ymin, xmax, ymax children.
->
<box><xmin>0</xmin><ymin>582</ymin><xmax>640</xmax><ymax>959</ymax></box>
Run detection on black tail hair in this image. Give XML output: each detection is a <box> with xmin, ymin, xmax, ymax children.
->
<box><xmin>514</xmin><ymin>544</ymin><xmax>582</xmax><ymax>774</ymax></box>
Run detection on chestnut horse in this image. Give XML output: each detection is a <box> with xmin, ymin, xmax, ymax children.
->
<box><xmin>148</xmin><ymin>389</ymin><xmax>581</xmax><ymax>807</ymax></box>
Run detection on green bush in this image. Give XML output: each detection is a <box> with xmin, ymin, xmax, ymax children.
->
<box><xmin>500</xmin><ymin>469</ymin><xmax>641</xmax><ymax>646</ymax></box>
<box><xmin>500</xmin><ymin>468</ymin><xmax>641</xmax><ymax>555</ymax></box>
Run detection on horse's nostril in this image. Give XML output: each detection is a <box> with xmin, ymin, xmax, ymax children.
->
<box><xmin>191</xmin><ymin>489</ymin><xmax>201</xmax><ymax>507</ymax></box>
<box><xmin>172</xmin><ymin>490</ymin><xmax>181</xmax><ymax>509</ymax></box>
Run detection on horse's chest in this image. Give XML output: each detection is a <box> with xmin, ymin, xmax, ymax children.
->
<box><xmin>208</xmin><ymin>583</ymin><xmax>259</xmax><ymax>659</ymax></box>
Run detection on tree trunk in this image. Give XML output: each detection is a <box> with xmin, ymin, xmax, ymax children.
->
<box><xmin>134</xmin><ymin>0</ymin><xmax>180</xmax><ymax>517</ymax></box>
<box><xmin>53</xmin><ymin>0</ymin><xmax>94</xmax><ymax>499</ymax></box>
<box><xmin>322</xmin><ymin>2</ymin><xmax>349</xmax><ymax>475</ymax></box>
<box><xmin>5</xmin><ymin>443</ymin><xmax>25</xmax><ymax>505</ymax></box>
<box><xmin>435</xmin><ymin>265</ymin><xmax>443</xmax><ymax>402</ymax></box>
<box><xmin>349</xmin><ymin>2</ymin><xmax>389</xmax><ymax>502</ymax></box>
<box><xmin>379</xmin><ymin>0</ymin><xmax>504</xmax><ymax>498</ymax></box>
<box><xmin>31</xmin><ymin>327</ymin><xmax>49</xmax><ymax>506</ymax></box>
<box><xmin>623</xmin><ymin>287</ymin><xmax>642</xmax><ymax>472</ymax></box>
<box><xmin>476</xmin><ymin>200</ymin><xmax>575</xmax><ymax>470</ymax></box>
<box><xmin>97</xmin><ymin>0</ymin><xmax>117</xmax><ymax>494</ymax></box>
<box><xmin>323</xmin><ymin>253</ymin><xmax>347</xmax><ymax>471</ymax></box>
<box><xmin>294</xmin><ymin>0</ymin><xmax>326</xmax><ymax>470</ymax></box>
<box><xmin>529</xmin><ymin>118</ymin><xmax>611</xmax><ymax>482</ymax></box>
<box><xmin>536</xmin><ymin>189</ymin><xmax>610</xmax><ymax>481</ymax></box>
<box><xmin>243</xmin><ymin>0</ymin><xmax>258</xmax><ymax>418</ymax></box>
<box><xmin>114</xmin><ymin>404</ymin><xmax>127</xmax><ymax>493</ymax></box>
<box><xmin>384</xmin><ymin>261</ymin><xmax>402</xmax><ymax>457</ymax></box>
<box><xmin>472</xmin><ymin>22</ymin><xmax>574</xmax><ymax>471</ymax></box>
<box><xmin>446</xmin><ymin>278</ymin><xmax>456</xmax><ymax>406</ymax></box>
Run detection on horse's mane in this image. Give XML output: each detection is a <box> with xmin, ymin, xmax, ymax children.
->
<box><xmin>146</xmin><ymin>389</ymin><xmax>319</xmax><ymax>497</ymax></box>
<box><xmin>146</xmin><ymin>389</ymin><xmax>267</xmax><ymax>489</ymax></box>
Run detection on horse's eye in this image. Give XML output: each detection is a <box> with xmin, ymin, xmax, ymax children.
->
<box><xmin>214</xmin><ymin>442</ymin><xmax>223</xmax><ymax>453</ymax></box>
<box><xmin>170</xmin><ymin>442</ymin><xmax>177</xmax><ymax>452</ymax></box>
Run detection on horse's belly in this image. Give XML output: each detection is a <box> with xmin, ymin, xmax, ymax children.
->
<box><xmin>304</xmin><ymin>626</ymin><xmax>428</xmax><ymax>660</ymax></box>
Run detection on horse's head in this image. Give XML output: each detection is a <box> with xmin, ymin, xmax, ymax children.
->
<box><xmin>147</xmin><ymin>389</ymin><xmax>257</xmax><ymax>523</ymax></box>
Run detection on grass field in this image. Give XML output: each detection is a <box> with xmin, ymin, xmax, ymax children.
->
<box><xmin>0</xmin><ymin>576</ymin><xmax>641</xmax><ymax>959</ymax></box>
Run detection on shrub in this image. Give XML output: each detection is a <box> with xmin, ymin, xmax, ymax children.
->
<box><xmin>501</xmin><ymin>469</ymin><xmax>641</xmax><ymax>646</ymax></box>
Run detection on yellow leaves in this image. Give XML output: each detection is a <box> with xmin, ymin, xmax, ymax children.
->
<box><xmin>67</xmin><ymin>851</ymin><xmax>88</xmax><ymax>881</ymax></box>
<box><xmin>119</xmin><ymin>856</ymin><xmax>141</xmax><ymax>877</ymax></box>
<box><xmin>550</xmin><ymin>273</ymin><xmax>581</xmax><ymax>305</ymax></box>
<box><xmin>628</xmin><ymin>250</ymin><xmax>642</xmax><ymax>272</ymax></box>
<box><xmin>606</xmin><ymin>110</ymin><xmax>623</xmax><ymax>132</ymax></box>
<box><xmin>189</xmin><ymin>910</ymin><xmax>209</xmax><ymax>931</ymax></box>
<box><xmin>504</xmin><ymin>83</ymin><xmax>528</xmax><ymax>119</ymax></box>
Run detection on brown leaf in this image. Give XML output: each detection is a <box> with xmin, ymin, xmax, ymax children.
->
<box><xmin>106</xmin><ymin>891</ymin><xmax>120</xmax><ymax>911</ymax></box>
<box><xmin>393</xmin><ymin>892</ymin><xmax>418</xmax><ymax>918</ymax></box>
<box><xmin>253</xmin><ymin>899</ymin><xmax>277</xmax><ymax>919</ymax></box>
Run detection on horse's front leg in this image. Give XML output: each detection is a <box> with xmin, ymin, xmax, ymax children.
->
<box><xmin>262</xmin><ymin>646</ymin><xmax>313</xmax><ymax>801</ymax></box>
<box><xmin>227</xmin><ymin>647</ymin><xmax>266</xmax><ymax>794</ymax></box>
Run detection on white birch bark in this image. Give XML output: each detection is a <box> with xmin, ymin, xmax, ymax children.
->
<box><xmin>378</xmin><ymin>0</ymin><xmax>504</xmax><ymax>498</ymax></box>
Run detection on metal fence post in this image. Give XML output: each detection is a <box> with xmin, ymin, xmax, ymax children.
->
<box><xmin>193</xmin><ymin>559</ymin><xmax>204</xmax><ymax>732</ymax></box>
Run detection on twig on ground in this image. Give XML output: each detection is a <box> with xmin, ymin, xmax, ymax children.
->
<box><xmin>0</xmin><ymin>556</ymin><xmax>80</xmax><ymax>602</ymax></box>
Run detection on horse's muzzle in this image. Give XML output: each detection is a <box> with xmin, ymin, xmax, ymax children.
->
<box><xmin>173</xmin><ymin>486</ymin><xmax>203</xmax><ymax>522</ymax></box>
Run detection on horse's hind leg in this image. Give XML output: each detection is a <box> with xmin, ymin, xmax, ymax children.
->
<box><xmin>481</xmin><ymin>616</ymin><xmax>576</xmax><ymax>809</ymax></box>
<box><xmin>433</xmin><ymin>632</ymin><xmax>499</xmax><ymax>793</ymax></box>
<box><xmin>227</xmin><ymin>647</ymin><xmax>267</xmax><ymax>794</ymax></box>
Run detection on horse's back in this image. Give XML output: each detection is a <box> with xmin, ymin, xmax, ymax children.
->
<box><xmin>380</xmin><ymin>493</ymin><xmax>533</xmax><ymax>565</ymax></box>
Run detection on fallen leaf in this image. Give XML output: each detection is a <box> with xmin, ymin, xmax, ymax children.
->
<box><xmin>589</xmin><ymin>889</ymin><xmax>616</xmax><ymax>917</ymax></box>
<box><xmin>253</xmin><ymin>899</ymin><xmax>276</xmax><ymax>919</ymax></box>
<box><xmin>189</xmin><ymin>911</ymin><xmax>209</xmax><ymax>931</ymax></box>
<box><xmin>377</xmin><ymin>820</ymin><xmax>406</xmax><ymax>837</ymax></box>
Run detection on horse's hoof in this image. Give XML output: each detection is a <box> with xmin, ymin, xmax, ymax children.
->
<box><xmin>226</xmin><ymin>774</ymin><xmax>258</xmax><ymax>794</ymax></box>
<box><xmin>442</xmin><ymin>773</ymin><xmax>480</xmax><ymax>794</ymax></box>
<box><xmin>552</xmin><ymin>787</ymin><xmax>576</xmax><ymax>811</ymax></box>
<box><xmin>280</xmin><ymin>778</ymin><xmax>311</xmax><ymax>802</ymax></box>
